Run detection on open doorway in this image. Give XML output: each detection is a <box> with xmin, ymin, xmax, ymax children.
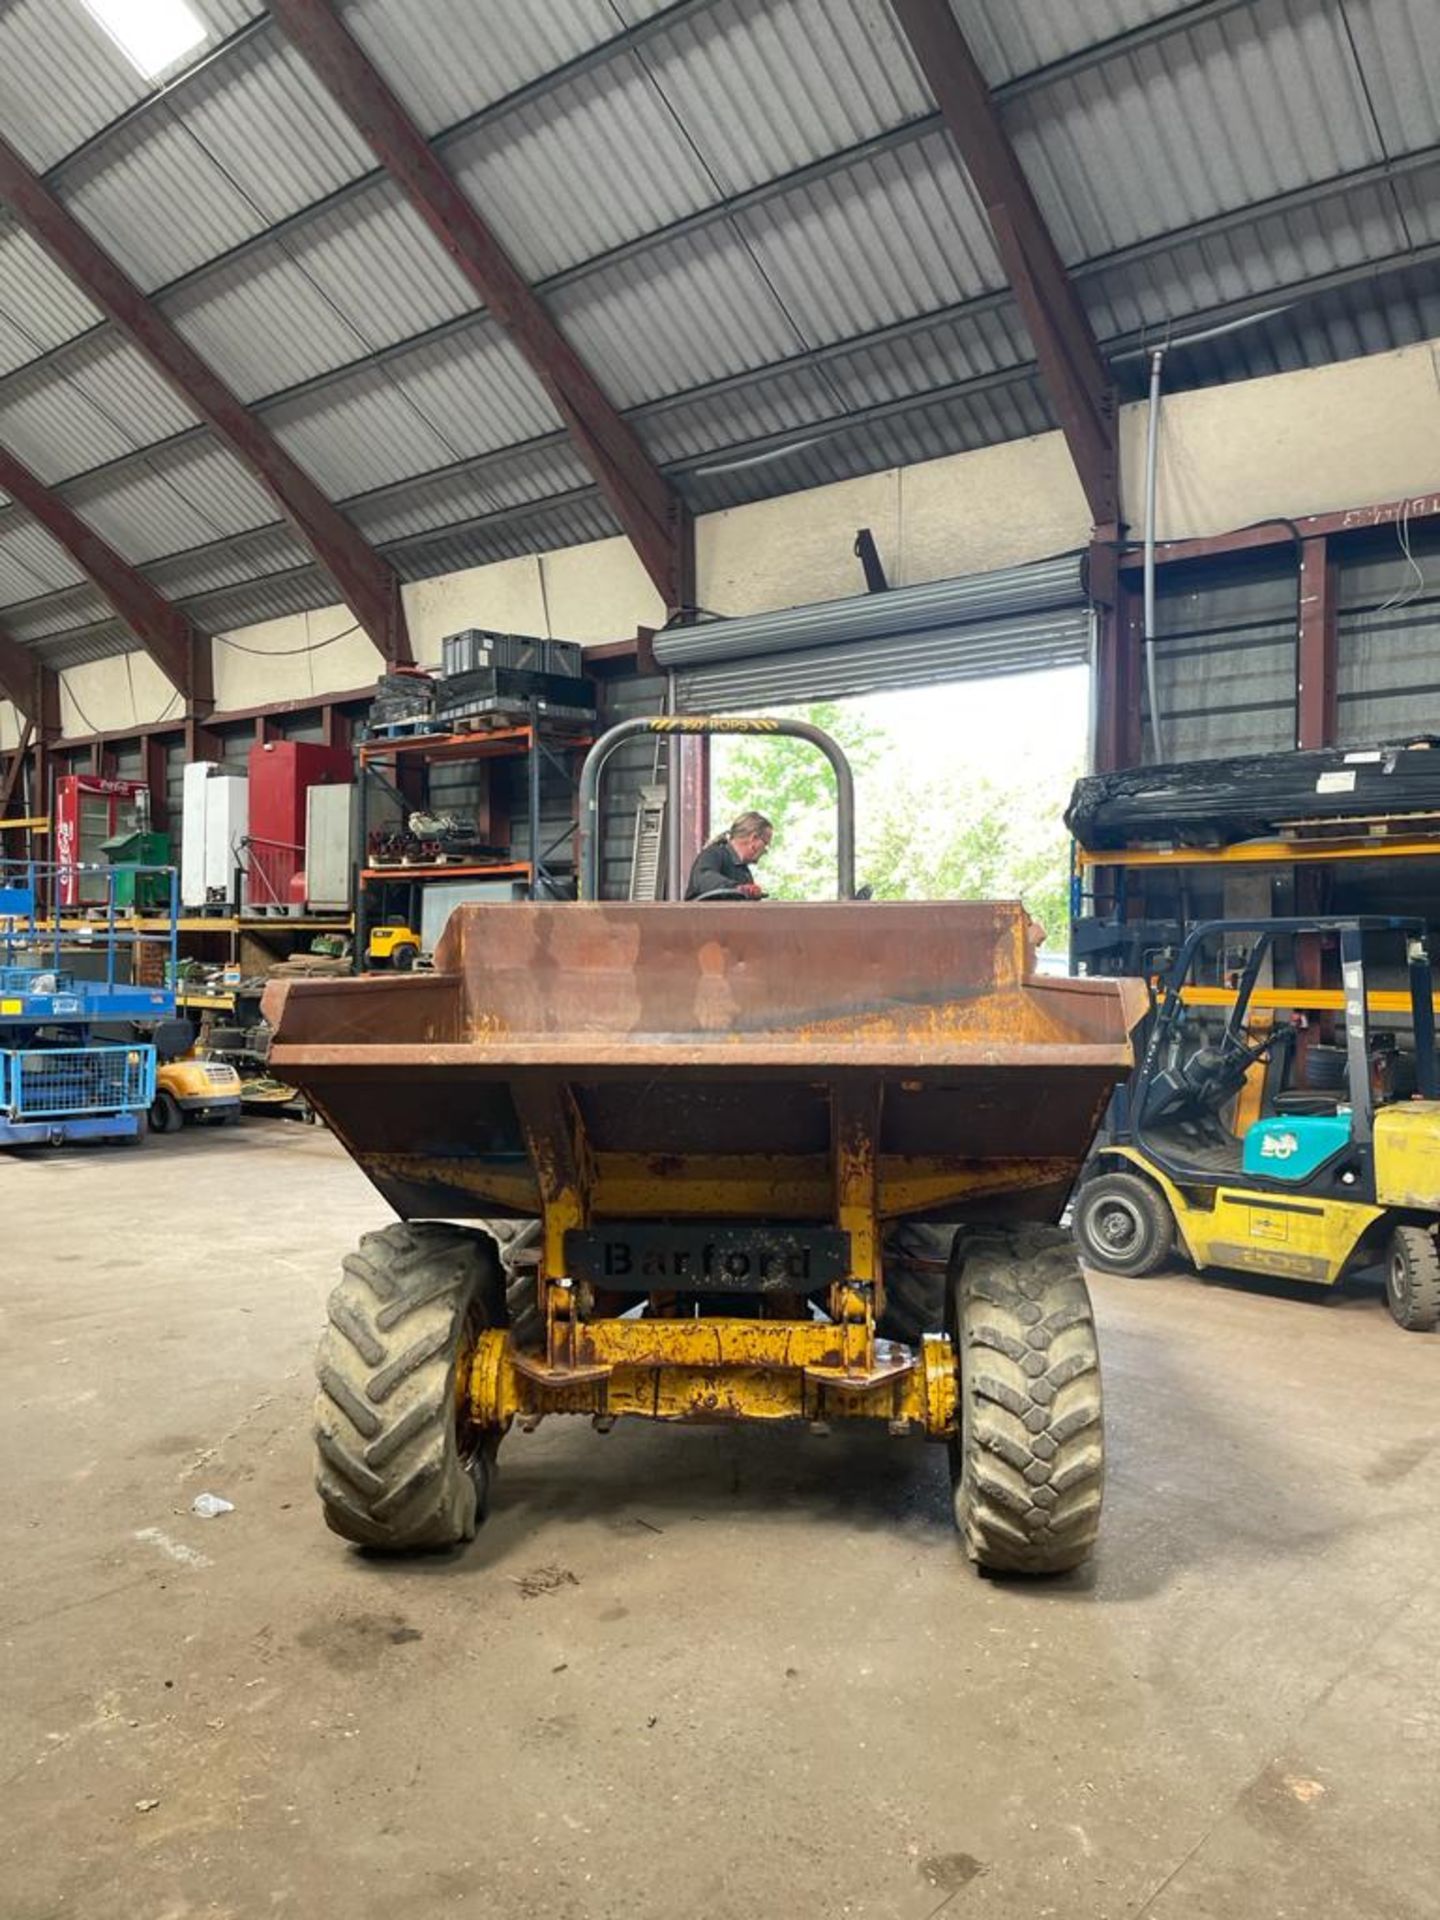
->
<box><xmin>707</xmin><ymin>664</ymin><xmax>1088</xmax><ymax>962</ymax></box>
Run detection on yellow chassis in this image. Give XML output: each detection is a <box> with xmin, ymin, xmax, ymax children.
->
<box><xmin>466</xmin><ymin>1315</ymin><xmax>957</xmax><ymax>1435</ymax></box>
<box><xmin>1101</xmin><ymin>1143</ymin><xmax>1386</xmax><ymax>1285</ymax></box>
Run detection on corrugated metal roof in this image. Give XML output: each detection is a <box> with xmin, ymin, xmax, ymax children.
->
<box><xmin>174</xmin><ymin>30</ymin><xmax>376</xmax><ymax>223</ymax></box>
<box><xmin>6</xmin><ymin>580</ymin><xmax>113</xmax><ymax>643</ymax></box>
<box><xmin>0</xmin><ymin>363</ymin><xmax>141</xmax><ymax>481</ymax></box>
<box><xmin>550</xmin><ymin>226</ymin><xmax>802</xmax><ymax>405</ymax></box>
<box><xmin>165</xmin><ymin>243</ymin><xmax>373</xmax><ymax>398</ymax></box>
<box><xmin>1342</xmin><ymin>0</ymin><xmax>1440</xmax><ymax>152</ymax></box>
<box><xmin>0</xmin><ymin>0</ymin><xmax>149</xmax><ymax>172</ymax></box>
<box><xmin>376</xmin><ymin>324</ymin><xmax>563</xmax><ymax>456</ymax></box>
<box><xmin>953</xmin><ymin>0</ymin><xmax>1183</xmax><ymax>87</ymax></box>
<box><xmin>384</xmin><ymin>492</ymin><xmax>620</xmax><ymax>580</ymax></box>
<box><xmin>279</xmin><ymin>179</ymin><xmax>478</xmax><ymax>350</ymax></box>
<box><xmin>145</xmin><ymin>525</ymin><xmax>312</xmax><ymax>600</ymax></box>
<box><xmin>735</xmin><ymin>128</ymin><xmax>1005</xmax><ymax>345</ymax></box>
<box><xmin>638</xmin><ymin>362</ymin><xmax>846</xmax><ymax>464</ymax></box>
<box><xmin>1005</xmin><ymin>0</ymin><xmax>1383</xmax><ymax>262</ymax></box>
<box><xmin>268</xmin><ymin>368</ymin><xmax>463</xmax><ymax>495</ymax></box>
<box><xmin>446</xmin><ymin>53</ymin><xmax>717</xmax><ymax>281</ymax></box>
<box><xmin>36</xmin><ymin>622</ymin><xmax>136</xmax><ymax>671</ymax></box>
<box><xmin>339</xmin><ymin>0</ymin><xmax>649</xmax><ymax>138</ymax></box>
<box><xmin>192</xmin><ymin>564</ymin><xmax>339</xmax><ymax>633</ymax></box>
<box><xmin>625</xmin><ymin>0</ymin><xmax>930</xmax><ymax>195</ymax></box>
<box><xmin>60</xmin><ymin>108</ymin><xmax>268</xmax><ymax>291</ymax></box>
<box><xmin>1079</xmin><ymin>175</ymin><xmax>1411</xmax><ymax>340</ymax></box>
<box><xmin>58</xmin><ymin>435</ymin><xmax>277</xmax><ymax>563</ymax></box>
<box><xmin>348</xmin><ymin>440</ymin><xmax>592</xmax><ymax>543</ymax></box>
<box><xmin>0</xmin><ymin>513</ymin><xmax>87</xmax><ymax>605</ymax></box>
<box><xmin>0</xmin><ymin>219</ymin><xmax>103</xmax><ymax>371</ymax></box>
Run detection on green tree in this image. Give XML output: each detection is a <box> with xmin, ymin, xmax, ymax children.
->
<box><xmin>712</xmin><ymin>698</ymin><xmax>1078</xmax><ymax>956</ymax></box>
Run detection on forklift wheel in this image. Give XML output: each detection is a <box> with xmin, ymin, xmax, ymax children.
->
<box><xmin>150</xmin><ymin>1089</ymin><xmax>183</xmax><ymax>1135</ymax></box>
<box><xmin>1385</xmin><ymin>1226</ymin><xmax>1440</xmax><ymax>1332</ymax></box>
<box><xmin>1073</xmin><ymin>1171</ymin><xmax>1175</xmax><ymax>1278</ymax></box>
<box><xmin>391</xmin><ymin>942</ymin><xmax>419</xmax><ymax>973</ymax></box>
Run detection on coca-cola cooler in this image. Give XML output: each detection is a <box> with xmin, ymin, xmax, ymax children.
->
<box><xmin>55</xmin><ymin>774</ymin><xmax>147</xmax><ymax>906</ymax></box>
<box><xmin>245</xmin><ymin>742</ymin><xmax>352</xmax><ymax>911</ymax></box>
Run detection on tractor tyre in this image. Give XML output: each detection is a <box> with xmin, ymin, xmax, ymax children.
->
<box><xmin>150</xmin><ymin>1089</ymin><xmax>183</xmax><ymax>1134</ymax></box>
<box><xmin>314</xmin><ymin>1221</ymin><xmax>506</xmax><ymax>1551</ymax></box>
<box><xmin>1072</xmin><ymin>1170</ymin><xmax>1175</xmax><ymax>1277</ymax></box>
<box><xmin>493</xmin><ymin>1219</ymin><xmax>545</xmax><ymax>1351</ymax></box>
<box><xmin>1385</xmin><ymin>1225</ymin><xmax>1440</xmax><ymax>1332</ymax></box>
<box><xmin>948</xmin><ymin>1223</ymin><xmax>1104</xmax><ymax>1575</ymax></box>
<box><xmin>879</xmin><ymin>1222</ymin><xmax>956</xmax><ymax>1344</ymax></box>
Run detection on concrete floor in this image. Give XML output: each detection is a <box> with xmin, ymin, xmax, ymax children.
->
<box><xmin>2</xmin><ymin>1126</ymin><xmax>1436</xmax><ymax>1920</ymax></box>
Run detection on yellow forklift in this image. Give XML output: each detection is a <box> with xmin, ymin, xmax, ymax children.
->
<box><xmin>1074</xmin><ymin>916</ymin><xmax>1440</xmax><ymax>1329</ymax></box>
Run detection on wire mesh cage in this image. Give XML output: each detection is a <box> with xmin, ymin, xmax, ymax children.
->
<box><xmin>0</xmin><ymin>1045</ymin><xmax>155</xmax><ymax>1118</ymax></box>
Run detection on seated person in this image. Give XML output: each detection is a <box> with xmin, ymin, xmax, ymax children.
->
<box><xmin>685</xmin><ymin>811</ymin><xmax>773</xmax><ymax>900</ymax></box>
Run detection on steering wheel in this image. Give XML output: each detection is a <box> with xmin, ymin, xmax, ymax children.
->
<box><xmin>1183</xmin><ymin>1025</ymin><xmax>1293</xmax><ymax>1114</ymax></box>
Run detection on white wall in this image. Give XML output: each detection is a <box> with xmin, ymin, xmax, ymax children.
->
<box><xmin>6</xmin><ymin>335</ymin><xmax>1440</xmax><ymax>744</ymax></box>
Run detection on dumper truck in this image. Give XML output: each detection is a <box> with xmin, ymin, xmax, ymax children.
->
<box><xmin>265</xmin><ymin>718</ymin><xmax>1145</xmax><ymax>1575</ymax></box>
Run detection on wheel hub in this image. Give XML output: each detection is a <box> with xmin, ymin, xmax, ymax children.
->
<box><xmin>1096</xmin><ymin>1202</ymin><xmax>1140</xmax><ymax>1252</ymax></box>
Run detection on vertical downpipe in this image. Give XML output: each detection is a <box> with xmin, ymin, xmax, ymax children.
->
<box><xmin>1143</xmin><ymin>346</ymin><xmax>1168</xmax><ymax>764</ymax></box>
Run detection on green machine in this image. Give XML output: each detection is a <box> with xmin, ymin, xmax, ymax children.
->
<box><xmin>101</xmin><ymin>827</ymin><xmax>173</xmax><ymax>911</ymax></box>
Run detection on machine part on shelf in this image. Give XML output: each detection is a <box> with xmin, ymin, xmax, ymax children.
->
<box><xmin>1078</xmin><ymin>915</ymin><xmax>1440</xmax><ymax>1330</ymax></box>
<box><xmin>266</xmin><ymin>718</ymin><xmax>1145</xmax><ymax>1573</ymax></box>
<box><xmin>1067</xmin><ymin>739</ymin><xmax>1440</xmax><ymax>852</ymax></box>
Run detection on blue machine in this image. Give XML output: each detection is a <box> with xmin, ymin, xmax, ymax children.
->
<box><xmin>0</xmin><ymin>859</ymin><xmax>177</xmax><ymax>1147</ymax></box>
<box><xmin>1241</xmin><ymin>1110</ymin><xmax>1355</xmax><ymax>1182</ymax></box>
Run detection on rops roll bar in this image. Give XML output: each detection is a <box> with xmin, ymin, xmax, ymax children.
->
<box><xmin>577</xmin><ymin>715</ymin><xmax>856</xmax><ymax>903</ymax></box>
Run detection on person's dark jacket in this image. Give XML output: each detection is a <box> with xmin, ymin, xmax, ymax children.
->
<box><xmin>685</xmin><ymin>838</ymin><xmax>757</xmax><ymax>899</ymax></box>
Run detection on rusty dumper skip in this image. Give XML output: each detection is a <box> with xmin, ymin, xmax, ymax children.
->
<box><xmin>266</xmin><ymin>719</ymin><xmax>1145</xmax><ymax>1575</ymax></box>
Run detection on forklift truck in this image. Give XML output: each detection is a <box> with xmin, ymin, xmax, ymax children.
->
<box><xmin>1074</xmin><ymin>916</ymin><xmax>1440</xmax><ymax>1330</ymax></box>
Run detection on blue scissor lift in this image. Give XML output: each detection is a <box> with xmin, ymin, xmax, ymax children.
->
<box><xmin>0</xmin><ymin>860</ymin><xmax>179</xmax><ymax>1147</ymax></box>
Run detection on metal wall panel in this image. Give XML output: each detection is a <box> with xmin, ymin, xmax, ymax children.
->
<box><xmin>1336</xmin><ymin>523</ymin><xmax>1440</xmax><ymax>743</ymax></box>
<box><xmin>1145</xmin><ymin>553</ymin><xmax>1298</xmax><ymax>761</ymax></box>
<box><xmin>597</xmin><ymin>672</ymin><xmax>666</xmax><ymax>900</ymax></box>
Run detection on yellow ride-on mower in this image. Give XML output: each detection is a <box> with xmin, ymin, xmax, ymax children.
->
<box><xmin>265</xmin><ymin>717</ymin><xmax>1145</xmax><ymax>1574</ymax></box>
<box><xmin>1074</xmin><ymin>916</ymin><xmax>1440</xmax><ymax>1331</ymax></box>
<box><xmin>150</xmin><ymin>1054</ymin><xmax>243</xmax><ymax>1132</ymax></box>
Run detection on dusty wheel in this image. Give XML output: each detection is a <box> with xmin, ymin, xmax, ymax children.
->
<box><xmin>1385</xmin><ymin>1225</ymin><xmax>1440</xmax><ymax>1332</ymax></box>
<box><xmin>493</xmin><ymin>1219</ymin><xmax>545</xmax><ymax>1350</ymax></box>
<box><xmin>314</xmin><ymin>1221</ymin><xmax>505</xmax><ymax>1550</ymax></box>
<box><xmin>149</xmin><ymin>1089</ymin><xmax>183</xmax><ymax>1134</ymax></box>
<box><xmin>949</xmin><ymin>1224</ymin><xmax>1104</xmax><ymax>1575</ymax></box>
<box><xmin>879</xmin><ymin>1221</ymin><xmax>956</xmax><ymax>1343</ymax></box>
<box><xmin>390</xmin><ymin>942</ymin><xmax>418</xmax><ymax>973</ymax></box>
<box><xmin>1072</xmin><ymin>1170</ymin><xmax>1174</xmax><ymax>1277</ymax></box>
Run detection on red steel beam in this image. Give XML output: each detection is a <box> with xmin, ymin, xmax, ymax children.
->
<box><xmin>1296</xmin><ymin>535</ymin><xmax>1338</xmax><ymax>751</ymax></box>
<box><xmin>0</xmin><ymin>132</ymin><xmax>412</xmax><ymax>667</ymax></box>
<box><xmin>890</xmin><ymin>0</ymin><xmax>1118</xmax><ymax>529</ymax></box>
<box><xmin>0</xmin><ymin>625</ymin><xmax>43</xmax><ymax>724</ymax></box>
<box><xmin>1118</xmin><ymin>490</ymin><xmax>1440</xmax><ymax>573</ymax></box>
<box><xmin>0</xmin><ymin>445</ymin><xmax>208</xmax><ymax>702</ymax></box>
<box><xmin>267</xmin><ymin>0</ymin><xmax>693</xmax><ymax>613</ymax></box>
